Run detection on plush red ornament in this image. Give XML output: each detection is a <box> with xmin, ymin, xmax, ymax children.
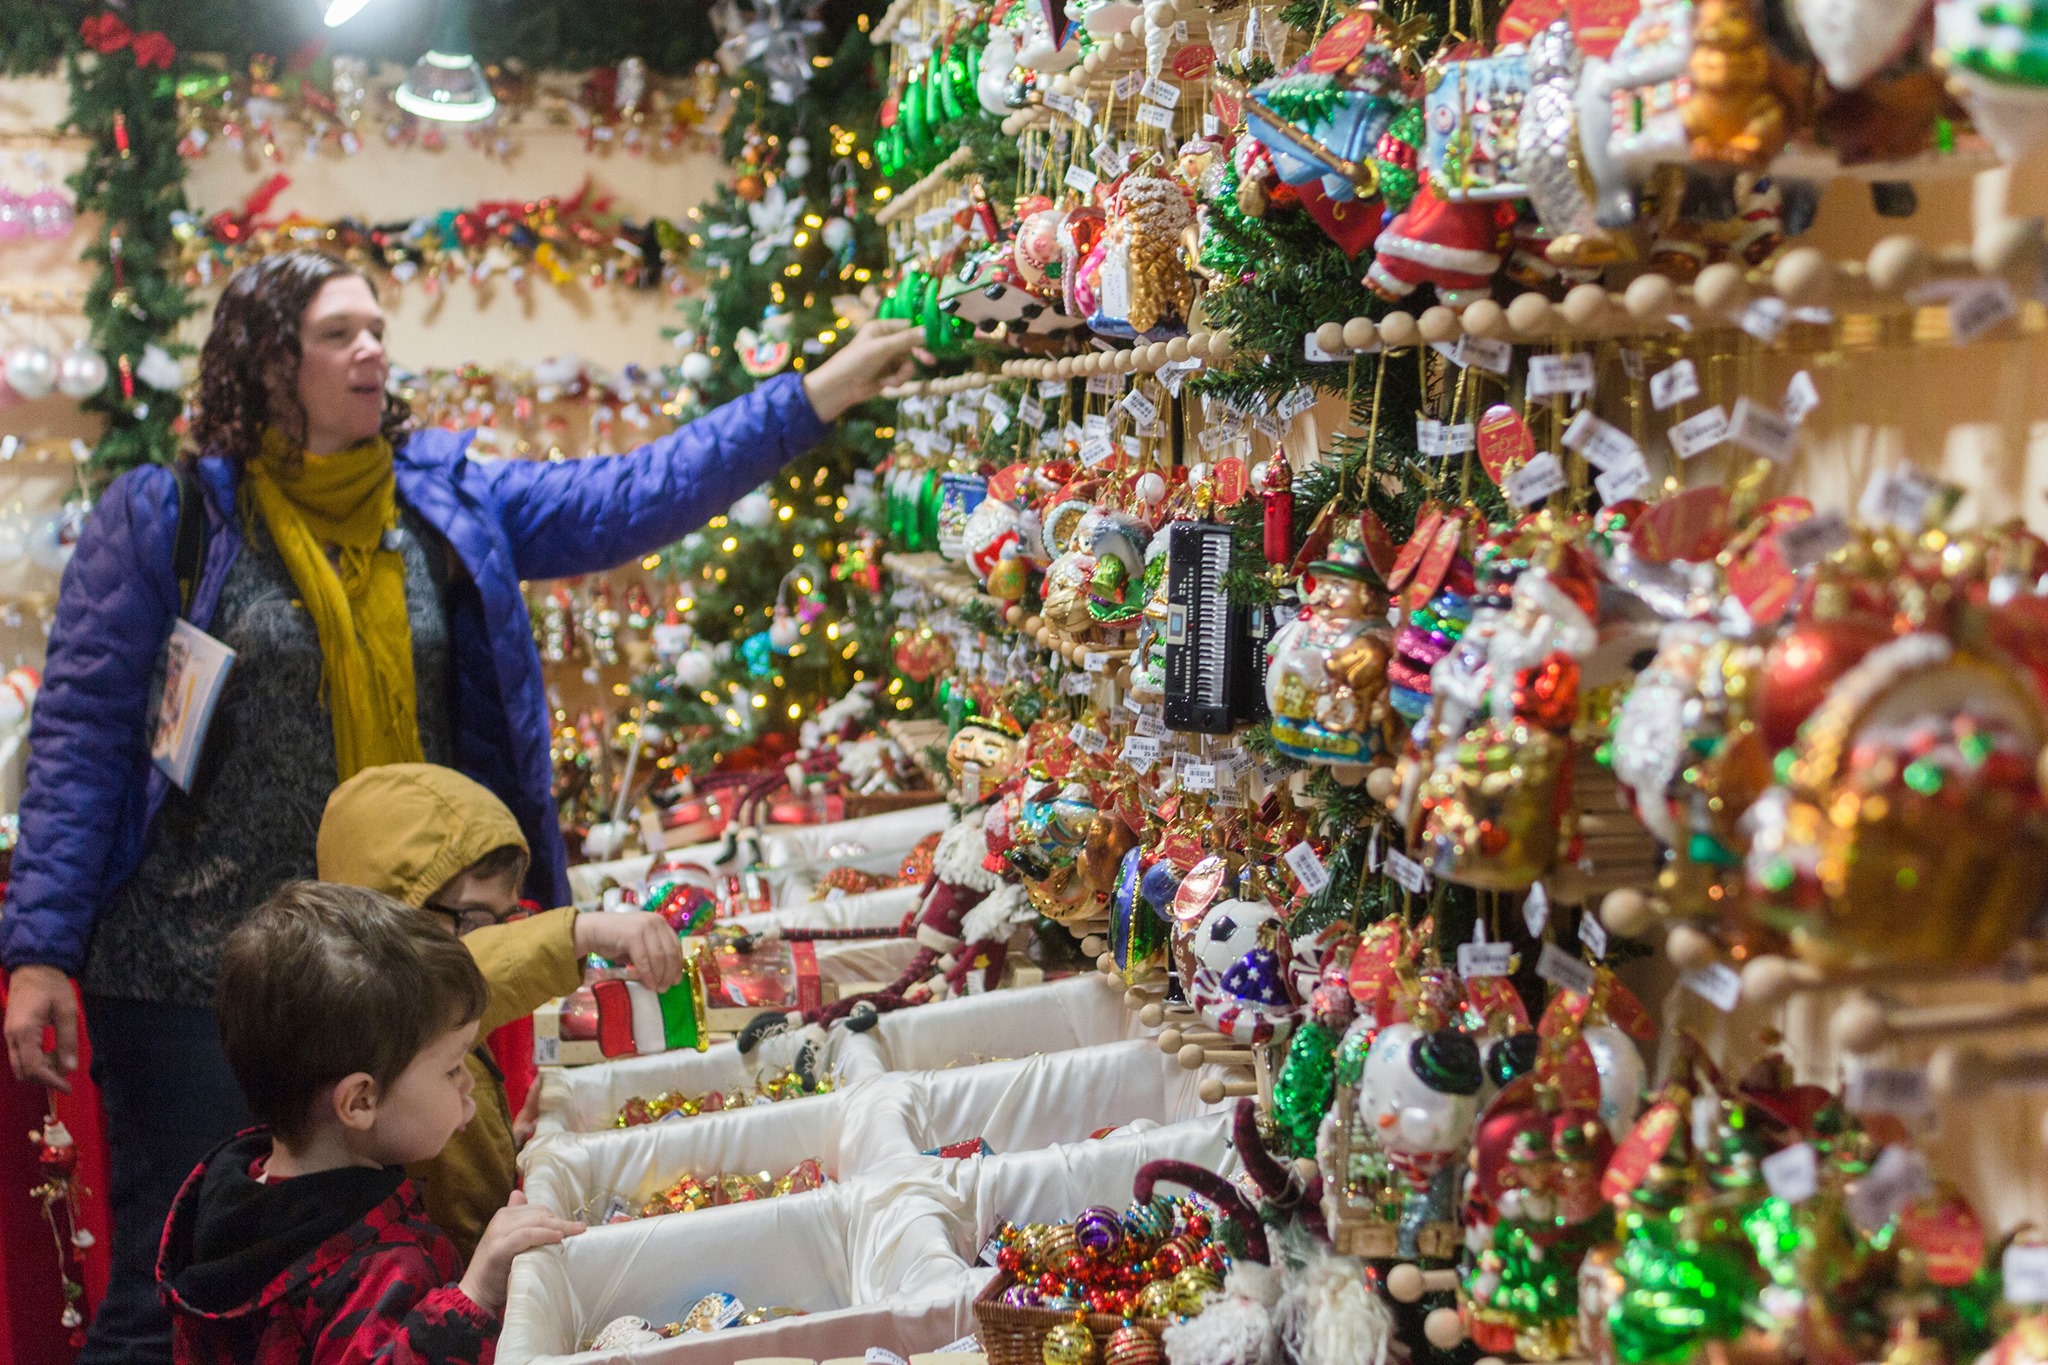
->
<box><xmin>1364</xmin><ymin>182</ymin><xmax>1513</xmax><ymax>310</ymax></box>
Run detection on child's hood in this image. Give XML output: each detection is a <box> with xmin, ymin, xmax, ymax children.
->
<box><xmin>158</xmin><ymin>1129</ymin><xmax>410</xmax><ymax>1318</ymax></box>
<box><xmin>317</xmin><ymin>763</ymin><xmax>529</xmax><ymax>908</ymax></box>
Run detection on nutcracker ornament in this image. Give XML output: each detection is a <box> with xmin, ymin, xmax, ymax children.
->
<box><xmin>1264</xmin><ymin>540</ymin><xmax>1395</xmax><ymax>768</ymax></box>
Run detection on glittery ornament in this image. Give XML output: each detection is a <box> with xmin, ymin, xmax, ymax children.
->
<box><xmin>1272</xmin><ymin>1018</ymin><xmax>1341</xmax><ymax>1159</ymax></box>
<box><xmin>1075</xmin><ymin>1205</ymin><xmax>1125</xmax><ymax>1257</ymax></box>
<box><xmin>1134</xmin><ymin>1280</ymin><xmax>1179</xmax><ymax>1318</ymax></box>
<box><xmin>1173</xmin><ymin>1265</ymin><xmax>1222</xmax><ymax>1314</ymax></box>
<box><xmin>1104</xmin><ymin>1323</ymin><xmax>1165</xmax><ymax>1365</ymax></box>
<box><xmin>1042</xmin><ymin>1317</ymin><xmax>1096</xmax><ymax>1365</ymax></box>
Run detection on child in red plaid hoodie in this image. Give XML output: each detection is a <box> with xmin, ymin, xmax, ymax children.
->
<box><xmin>157</xmin><ymin>883</ymin><xmax>584</xmax><ymax>1364</ymax></box>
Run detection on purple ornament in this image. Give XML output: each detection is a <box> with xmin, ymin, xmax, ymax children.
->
<box><xmin>1001</xmin><ymin>1285</ymin><xmax>1043</xmax><ymax>1308</ymax></box>
<box><xmin>1074</xmin><ymin>1204</ymin><xmax>1125</xmax><ymax>1257</ymax></box>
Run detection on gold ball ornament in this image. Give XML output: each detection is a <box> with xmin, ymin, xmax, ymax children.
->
<box><xmin>735</xmin><ymin>173</ymin><xmax>767</xmax><ymax>202</ymax></box>
<box><xmin>1043</xmin><ymin>1318</ymin><xmax>1097</xmax><ymax>1365</ymax></box>
<box><xmin>988</xmin><ymin>556</ymin><xmax>1030</xmax><ymax>601</ymax></box>
<box><xmin>1105</xmin><ymin>1323</ymin><xmax>1165</xmax><ymax>1365</ymax></box>
<box><xmin>1174</xmin><ymin>1266</ymin><xmax>1223</xmax><ymax>1314</ymax></box>
<box><xmin>1134</xmin><ymin>1279</ymin><xmax>1180</xmax><ymax>1318</ymax></box>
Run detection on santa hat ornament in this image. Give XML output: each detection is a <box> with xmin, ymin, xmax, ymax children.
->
<box><xmin>1365</xmin><ymin>181</ymin><xmax>1513</xmax><ymax>309</ymax></box>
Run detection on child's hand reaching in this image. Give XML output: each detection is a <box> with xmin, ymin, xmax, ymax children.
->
<box><xmin>459</xmin><ymin>1191</ymin><xmax>583</xmax><ymax>1315</ymax></box>
<box><xmin>572</xmin><ymin>910</ymin><xmax>685</xmax><ymax>991</ymax></box>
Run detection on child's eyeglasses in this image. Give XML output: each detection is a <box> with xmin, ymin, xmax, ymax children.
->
<box><xmin>425</xmin><ymin>904</ymin><xmax>535</xmax><ymax>936</ymax></box>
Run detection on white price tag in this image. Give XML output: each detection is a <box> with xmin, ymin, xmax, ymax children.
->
<box><xmin>1038</xmin><ymin>378</ymin><xmax>1066</xmax><ymax>398</ymax></box>
<box><xmin>1120</xmin><ymin>735</ymin><xmax>1161</xmax><ymax>770</ymax></box>
<box><xmin>1121</xmin><ymin>388</ymin><xmax>1159</xmax><ymax>426</ymax></box>
<box><xmin>1019</xmin><ymin>395</ymin><xmax>1045</xmax><ymax>428</ymax></box>
<box><xmin>1562</xmin><ymin>409</ymin><xmax>1642</xmax><ymax>470</ymax></box>
<box><xmin>1457</xmin><ymin>940</ymin><xmax>1515</xmax><ymax>979</ymax></box>
<box><xmin>1304</xmin><ymin>331</ymin><xmax>1351</xmax><ymax>362</ymax></box>
<box><xmin>1848</xmin><ymin>1145</ymin><xmax>1932</xmax><ymax>1230</ymax></box>
<box><xmin>1595</xmin><ymin>452</ymin><xmax>1652</xmax><ymax>503</ymax></box>
<box><xmin>1385</xmin><ymin>848</ymin><xmax>1430</xmax><ymax>894</ymax></box>
<box><xmin>1180</xmin><ymin>761</ymin><xmax>1217</xmax><ymax>791</ymax></box>
<box><xmin>1278</xmin><ymin>386</ymin><xmax>1317</xmax><ymax>422</ymax></box>
<box><xmin>1619</xmin><ymin>346</ymin><xmax>1644</xmax><ymax>380</ymax></box>
<box><xmin>1846</xmin><ymin>1065</ymin><xmax>1932</xmax><ymax>1118</ymax></box>
<box><xmin>1503</xmin><ymin>451</ymin><xmax>1568</xmax><ymax>507</ymax></box>
<box><xmin>1776</xmin><ymin>511</ymin><xmax>1850</xmax><ymax>570</ymax></box>
<box><xmin>1527</xmin><ymin>352</ymin><xmax>1595</xmax><ymax>398</ymax></box>
<box><xmin>1072</xmin><ymin>724</ymin><xmax>1110</xmax><ymax>754</ymax></box>
<box><xmin>1782</xmin><ymin>369</ymin><xmax>1820</xmax><ymax>424</ymax></box>
<box><xmin>1061</xmin><ymin>672</ymin><xmax>1094</xmax><ymax>695</ymax></box>
<box><xmin>1669</xmin><ymin>405</ymin><xmax>1729</xmax><ymax>459</ymax></box>
<box><xmin>1086</xmin><ymin>372</ymin><xmax>1124</xmax><ymax>396</ymax></box>
<box><xmin>1084</xmin><ymin>412</ymin><xmax>1110</xmax><ymax>438</ymax></box>
<box><xmin>1579</xmin><ymin>909</ymin><xmax>1608</xmax><ymax>959</ymax></box>
<box><xmin>1083</xmin><ymin>650</ymin><xmax>1109</xmax><ymax>673</ymax></box>
<box><xmin>1522</xmin><ymin>881</ymin><xmax>1550</xmax><ymax>938</ymax></box>
<box><xmin>1135</xmin><ymin>711</ymin><xmax>1167</xmax><ymax>738</ymax></box>
<box><xmin>1738</xmin><ymin>296</ymin><xmax>1789</xmax><ymax>343</ymax></box>
<box><xmin>1284</xmin><ymin>840</ymin><xmax>1330</xmax><ymax>894</ymax></box>
<box><xmin>1080</xmin><ymin>434</ymin><xmax>1114</xmax><ymax>466</ymax></box>
<box><xmin>1535</xmin><ymin>942</ymin><xmax>1595</xmax><ymax>996</ymax></box>
<box><xmin>1141</xmin><ymin>77</ymin><xmax>1182</xmax><ymax>107</ymax></box>
<box><xmin>1949</xmin><ymin>277</ymin><xmax>2018</xmax><ymax>344</ymax></box>
<box><xmin>1858</xmin><ymin>465</ymin><xmax>1952</xmax><ymax>533</ymax></box>
<box><xmin>1440</xmin><ymin>422</ymin><xmax>1475</xmax><ymax>455</ymax></box>
<box><xmin>1762</xmin><ymin>1142</ymin><xmax>1819</xmax><ymax>1204</ymax></box>
<box><xmin>1043</xmin><ymin>90</ymin><xmax>1077</xmax><ymax>116</ymax></box>
<box><xmin>1064</xmin><ymin>164</ymin><xmax>1099</xmax><ymax>194</ymax></box>
<box><xmin>534</xmin><ymin>1033</ymin><xmax>561</xmax><ymax>1064</ymax></box>
<box><xmin>1113</xmin><ymin>73</ymin><xmax>1139</xmax><ymax>99</ymax></box>
<box><xmin>1202</xmin><ymin>113</ymin><xmax>1220</xmax><ymax>136</ymax></box>
<box><xmin>1681</xmin><ymin>962</ymin><xmax>1742</xmax><ymax>1012</ymax></box>
<box><xmin>1460</xmin><ymin>335</ymin><xmax>1513</xmax><ymax>375</ymax></box>
<box><xmin>1136</xmin><ymin>101</ymin><xmax>1176</xmax><ymax>129</ymax></box>
<box><xmin>1649</xmin><ymin>359</ymin><xmax>1700</xmax><ymax>411</ymax></box>
<box><xmin>1728</xmin><ymin>396</ymin><xmax>1799</xmax><ymax>462</ymax></box>
<box><xmin>1416</xmin><ymin>417</ymin><xmax>1445</xmax><ymax>456</ymax></box>
<box><xmin>2004</xmin><ymin>1246</ymin><xmax>2048</xmax><ymax>1305</ymax></box>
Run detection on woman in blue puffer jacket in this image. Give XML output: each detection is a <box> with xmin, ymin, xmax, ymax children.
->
<box><xmin>0</xmin><ymin>249</ymin><xmax>918</xmax><ymax>1365</ymax></box>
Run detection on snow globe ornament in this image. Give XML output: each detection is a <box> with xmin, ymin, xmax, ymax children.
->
<box><xmin>1265</xmin><ymin>539</ymin><xmax>1395</xmax><ymax>767</ymax></box>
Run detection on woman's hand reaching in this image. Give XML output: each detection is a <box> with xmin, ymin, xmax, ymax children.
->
<box><xmin>800</xmin><ymin>318</ymin><xmax>925</xmax><ymax>423</ymax></box>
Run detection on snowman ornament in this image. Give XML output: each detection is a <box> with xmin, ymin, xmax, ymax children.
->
<box><xmin>1360</xmin><ymin>1020</ymin><xmax>1484</xmax><ymax>1256</ymax></box>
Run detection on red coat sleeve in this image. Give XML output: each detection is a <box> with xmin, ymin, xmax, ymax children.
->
<box><xmin>307</xmin><ymin>1245</ymin><xmax>500</xmax><ymax>1365</ymax></box>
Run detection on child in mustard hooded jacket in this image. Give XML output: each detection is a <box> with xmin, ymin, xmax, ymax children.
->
<box><xmin>316</xmin><ymin>763</ymin><xmax>681</xmax><ymax>1258</ymax></box>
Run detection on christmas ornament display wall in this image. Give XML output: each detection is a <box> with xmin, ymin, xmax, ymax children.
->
<box><xmin>836</xmin><ymin>0</ymin><xmax>2048</xmax><ymax>1356</ymax></box>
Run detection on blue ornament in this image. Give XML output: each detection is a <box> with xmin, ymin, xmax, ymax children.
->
<box><xmin>740</xmin><ymin>631</ymin><xmax>775</xmax><ymax>678</ymax></box>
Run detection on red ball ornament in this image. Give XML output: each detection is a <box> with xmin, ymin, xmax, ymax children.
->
<box><xmin>1151</xmin><ymin>1243</ymin><xmax>1188</xmax><ymax>1278</ymax></box>
<box><xmin>1105</xmin><ymin>1322</ymin><xmax>1166</xmax><ymax>1365</ymax></box>
<box><xmin>1039</xmin><ymin>1271</ymin><xmax>1064</xmax><ymax>1297</ymax></box>
<box><xmin>1185</xmin><ymin>1212</ymin><xmax>1211</xmax><ymax>1239</ymax></box>
<box><xmin>1757</xmin><ymin>617</ymin><xmax>1891</xmax><ymax>750</ymax></box>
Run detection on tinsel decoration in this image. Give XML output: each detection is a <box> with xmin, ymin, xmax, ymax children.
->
<box><xmin>29</xmin><ymin>1117</ymin><xmax>95</xmax><ymax>1347</ymax></box>
<box><xmin>1270</xmin><ymin>1018</ymin><xmax>1340</xmax><ymax>1160</ymax></box>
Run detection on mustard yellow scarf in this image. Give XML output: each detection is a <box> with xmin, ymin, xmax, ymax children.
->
<box><xmin>247</xmin><ymin>428</ymin><xmax>423</xmax><ymax>780</ymax></box>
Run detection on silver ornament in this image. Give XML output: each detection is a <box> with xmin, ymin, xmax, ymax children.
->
<box><xmin>55</xmin><ymin>342</ymin><xmax>109</xmax><ymax>399</ymax></box>
<box><xmin>3</xmin><ymin>343</ymin><xmax>56</xmax><ymax>400</ymax></box>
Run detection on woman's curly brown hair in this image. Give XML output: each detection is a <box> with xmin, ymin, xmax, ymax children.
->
<box><xmin>188</xmin><ymin>250</ymin><xmax>412</xmax><ymax>469</ymax></box>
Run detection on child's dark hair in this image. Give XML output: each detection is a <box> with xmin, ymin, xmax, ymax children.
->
<box><xmin>217</xmin><ymin>881</ymin><xmax>488</xmax><ymax>1142</ymax></box>
<box><xmin>457</xmin><ymin>844</ymin><xmax>528</xmax><ymax>891</ymax></box>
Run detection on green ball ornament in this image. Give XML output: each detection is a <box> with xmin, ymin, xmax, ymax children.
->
<box><xmin>1272</xmin><ymin>1019</ymin><xmax>1340</xmax><ymax>1160</ymax></box>
<box><xmin>1042</xmin><ymin>1318</ymin><xmax>1096</xmax><ymax>1365</ymax></box>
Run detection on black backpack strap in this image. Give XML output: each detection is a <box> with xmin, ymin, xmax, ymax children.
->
<box><xmin>171</xmin><ymin>465</ymin><xmax>208</xmax><ymax>619</ymax></box>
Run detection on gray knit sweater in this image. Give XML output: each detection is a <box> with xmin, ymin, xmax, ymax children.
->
<box><xmin>84</xmin><ymin>507</ymin><xmax>453</xmax><ymax>1006</ymax></box>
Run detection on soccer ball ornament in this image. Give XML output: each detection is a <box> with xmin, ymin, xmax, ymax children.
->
<box><xmin>1188</xmin><ymin>898</ymin><xmax>1305</xmax><ymax>1045</ymax></box>
<box><xmin>1359</xmin><ymin>1022</ymin><xmax>1484</xmax><ymax>1181</ymax></box>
